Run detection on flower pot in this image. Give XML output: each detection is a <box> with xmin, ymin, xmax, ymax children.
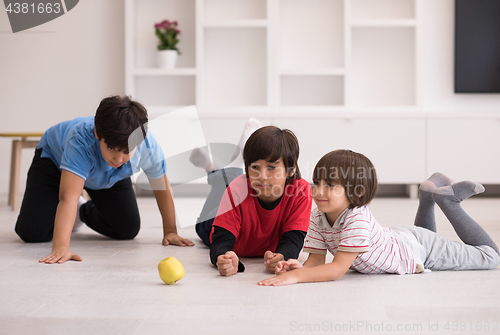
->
<box><xmin>157</xmin><ymin>50</ymin><xmax>178</xmax><ymax>69</ymax></box>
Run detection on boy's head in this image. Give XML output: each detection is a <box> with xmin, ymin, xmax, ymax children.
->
<box><xmin>94</xmin><ymin>95</ymin><xmax>148</xmax><ymax>168</ymax></box>
<box><xmin>94</xmin><ymin>95</ymin><xmax>148</xmax><ymax>153</ymax></box>
<box><xmin>243</xmin><ymin>126</ymin><xmax>301</xmax><ymax>202</ymax></box>
<box><xmin>313</xmin><ymin>150</ymin><xmax>378</xmax><ymax>209</ymax></box>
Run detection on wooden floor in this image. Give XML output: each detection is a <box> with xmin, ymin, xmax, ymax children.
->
<box><xmin>1</xmin><ymin>193</ymin><xmax>500</xmax><ymax>335</ymax></box>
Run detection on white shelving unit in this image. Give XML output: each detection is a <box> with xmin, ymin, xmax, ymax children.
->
<box><xmin>125</xmin><ymin>0</ymin><xmax>449</xmax><ymax>187</ymax></box>
<box><xmin>125</xmin><ymin>0</ymin><xmax>420</xmax><ymax>117</ymax></box>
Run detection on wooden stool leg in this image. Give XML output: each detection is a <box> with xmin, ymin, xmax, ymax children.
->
<box><xmin>8</xmin><ymin>140</ymin><xmax>17</xmax><ymax>206</ymax></box>
<box><xmin>8</xmin><ymin>140</ymin><xmax>22</xmax><ymax>211</ymax></box>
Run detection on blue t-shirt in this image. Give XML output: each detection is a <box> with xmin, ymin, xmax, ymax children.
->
<box><xmin>37</xmin><ymin>116</ymin><xmax>166</xmax><ymax>190</ymax></box>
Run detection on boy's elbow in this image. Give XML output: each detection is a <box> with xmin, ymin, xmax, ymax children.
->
<box><xmin>58</xmin><ymin>193</ymin><xmax>78</xmax><ymax>205</ymax></box>
<box><xmin>330</xmin><ymin>273</ymin><xmax>345</xmax><ymax>281</ymax></box>
<box><xmin>325</xmin><ymin>264</ymin><xmax>349</xmax><ymax>282</ymax></box>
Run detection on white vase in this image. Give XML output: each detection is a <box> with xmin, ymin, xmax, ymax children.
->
<box><xmin>157</xmin><ymin>50</ymin><xmax>178</xmax><ymax>69</ymax></box>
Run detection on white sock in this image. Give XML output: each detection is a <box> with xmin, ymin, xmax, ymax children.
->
<box><xmin>227</xmin><ymin>118</ymin><xmax>262</xmax><ymax>169</ymax></box>
<box><xmin>237</xmin><ymin>118</ymin><xmax>262</xmax><ymax>150</ymax></box>
<box><xmin>189</xmin><ymin>146</ymin><xmax>214</xmax><ymax>172</ymax></box>
<box><xmin>73</xmin><ymin>196</ymin><xmax>86</xmax><ymax>232</ymax></box>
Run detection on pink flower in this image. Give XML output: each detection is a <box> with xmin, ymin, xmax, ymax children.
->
<box><xmin>155</xmin><ymin>19</ymin><xmax>178</xmax><ymax>31</ymax></box>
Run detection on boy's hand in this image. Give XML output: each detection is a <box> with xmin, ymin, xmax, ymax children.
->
<box><xmin>216</xmin><ymin>251</ymin><xmax>239</xmax><ymax>276</ymax></box>
<box><xmin>275</xmin><ymin>259</ymin><xmax>303</xmax><ymax>274</ymax></box>
<box><xmin>258</xmin><ymin>271</ymin><xmax>300</xmax><ymax>287</ymax></box>
<box><xmin>264</xmin><ymin>251</ymin><xmax>284</xmax><ymax>274</ymax></box>
<box><xmin>39</xmin><ymin>247</ymin><xmax>82</xmax><ymax>264</ymax></box>
<box><xmin>163</xmin><ymin>232</ymin><xmax>194</xmax><ymax>247</ymax></box>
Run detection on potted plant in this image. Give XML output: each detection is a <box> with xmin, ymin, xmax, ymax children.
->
<box><xmin>154</xmin><ymin>20</ymin><xmax>180</xmax><ymax>69</ymax></box>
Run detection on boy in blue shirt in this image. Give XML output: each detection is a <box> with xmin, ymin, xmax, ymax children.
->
<box><xmin>15</xmin><ymin>96</ymin><xmax>193</xmax><ymax>264</ymax></box>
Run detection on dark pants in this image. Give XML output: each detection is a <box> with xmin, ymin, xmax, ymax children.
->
<box><xmin>195</xmin><ymin>167</ymin><xmax>243</xmax><ymax>246</ymax></box>
<box><xmin>15</xmin><ymin>149</ymin><xmax>141</xmax><ymax>242</ymax></box>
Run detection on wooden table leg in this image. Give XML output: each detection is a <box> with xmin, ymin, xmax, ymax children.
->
<box><xmin>9</xmin><ymin>140</ymin><xmax>22</xmax><ymax>211</ymax></box>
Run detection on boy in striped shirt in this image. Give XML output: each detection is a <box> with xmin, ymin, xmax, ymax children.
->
<box><xmin>258</xmin><ymin>150</ymin><xmax>500</xmax><ymax>286</ymax></box>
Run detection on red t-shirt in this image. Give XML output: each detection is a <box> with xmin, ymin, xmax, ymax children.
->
<box><xmin>210</xmin><ymin>175</ymin><xmax>312</xmax><ymax>257</ymax></box>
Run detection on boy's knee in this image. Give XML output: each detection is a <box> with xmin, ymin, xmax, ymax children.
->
<box><xmin>478</xmin><ymin>245</ymin><xmax>500</xmax><ymax>269</ymax></box>
<box><xmin>115</xmin><ymin>230</ymin><xmax>139</xmax><ymax>240</ymax></box>
<box><xmin>486</xmin><ymin>257</ymin><xmax>500</xmax><ymax>270</ymax></box>
<box><xmin>15</xmin><ymin>228</ymin><xmax>52</xmax><ymax>243</ymax></box>
<box><xmin>15</xmin><ymin>214</ymin><xmax>54</xmax><ymax>243</ymax></box>
<box><xmin>195</xmin><ymin>220</ymin><xmax>212</xmax><ymax>247</ymax></box>
<box><xmin>113</xmin><ymin>218</ymin><xmax>140</xmax><ymax>240</ymax></box>
<box><xmin>489</xmin><ymin>252</ymin><xmax>500</xmax><ymax>269</ymax></box>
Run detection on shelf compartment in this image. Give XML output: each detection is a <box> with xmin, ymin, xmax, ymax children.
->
<box><xmin>134</xmin><ymin>0</ymin><xmax>196</xmax><ymax>69</ymax></box>
<box><xmin>351</xmin><ymin>0</ymin><xmax>415</xmax><ymax>20</ymax></box>
<box><xmin>280</xmin><ymin>75</ymin><xmax>344</xmax><ymax>106</ymax></box>
<box><xmin>204</xmin><ymin>28</ymin><xmax>267</xmax><ymax>106</ymax></box>
<box><xmin>204</xmin><ymin>0</ymin><xmax>266</xmax><ymax>21</ymax></box>
<box><xmin>351</xmin><ymin>27</ymin><xmax>415</xmax><ymax>107</ymax></box>
<box><xmin>279</xmin><ymin>0</ymin><xmax>344</xmax><ymax>69</ymax></box>
<box><xmin>134</xmin><ymin>76</ymin><xmax>196</xmax><ymax>106</ymax></box>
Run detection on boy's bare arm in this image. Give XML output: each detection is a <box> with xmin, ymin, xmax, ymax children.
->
<box><xmin>303</xmin><ymin>253</ymin><xmax>326</xmax><ymax>267</ymax></box>
<box><xmin>149</xmin><ymin>175</ymin><xmax>194</xmax><ymax>247</ymax></box>
<box><xmin>258</xmin><ymin>251</ymin><xmax>358</xmax><ymax>286</ymax></box>
<box><xmin>39</xmin><ymin>170</ymin><xmax>84</xmax><ymax>264</ymax></box>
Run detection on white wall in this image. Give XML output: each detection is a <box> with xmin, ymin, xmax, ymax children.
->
<box><xmin>419</xmin><ymin>0</ymin><xmax>500</xmax><ymax>112</ymax></box>
<box><xmin>1</xmin><ymin>0</ymin><xmax>500</xmax><ymax>193</ymax></box>
<box><xmin>0</xmin><ymin>0</ymin><xmax>125</xmax><ymax>192</ymax></box>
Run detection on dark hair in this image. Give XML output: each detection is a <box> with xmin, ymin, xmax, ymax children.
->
<box><xmin>243</xmin><ymin>126</ymin><xmax>301</xmax><ymax>183</ymax></box>
<box><xmin>313</xmin><ymin>150</ymin><xmax>378</xmax><ymax>208</ymax></box>
<box><xmin>94</xmin><ymin>95</ymin><xmax>148</xmax><ymax>152</ymax></box>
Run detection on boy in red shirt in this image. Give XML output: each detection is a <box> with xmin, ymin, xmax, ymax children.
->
<box><xmin>193</xmin><ymin>124</ymin><xmax>312</xmax><ymax>276</ymax></box>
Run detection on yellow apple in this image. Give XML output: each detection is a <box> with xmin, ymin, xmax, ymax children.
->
<box><xmin>158</xmin><ymin>257</ymin><xmax>185</xmax><ymax>285</ymax></box>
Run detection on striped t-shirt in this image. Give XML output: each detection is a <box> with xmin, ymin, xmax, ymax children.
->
<box><xmin>303</xmin><ymin>206</ymin><xmax>423</xmax><ymax>274</ymax></box>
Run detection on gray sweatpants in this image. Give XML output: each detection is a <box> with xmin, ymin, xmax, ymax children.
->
<box><xmin>404</xmin><ymin>225</ymin><xmax>500</xmax><ymax>271</ymax></box>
